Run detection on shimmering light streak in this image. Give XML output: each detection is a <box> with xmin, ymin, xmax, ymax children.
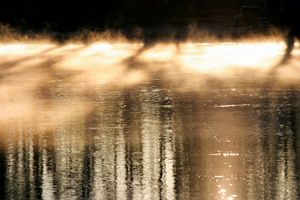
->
<box><xmin>178</xmin><ymin>42</ymin><xmax>285</xmax><ymax>72</ymax></box>
<box><xmin>139</xmin><ymin>44</ymin><xmax>177</xmax><ymax>61</ymax></box>
<box><xmin>54</xmin><ymin>42</ymin><xmax>145</xmax><ymax>84</ymax></box>
<box><xmin>0</xmin><ymin>43</ymin><xmax>56</xmax><ymax>64</ymax></box>
<box><xmin>0</xmin><ymin>43</ymin><xmax>55</xmax><ymax>55</ymax></box>
<box><xmin>0</xmin><ymin>41</ymin><xmax>288</xmax><ymax>82</ymax></box>
<box><xmin>208</xmin><ymin>153</ymin><xmax>240</xmax><ymax>156</ymax></box>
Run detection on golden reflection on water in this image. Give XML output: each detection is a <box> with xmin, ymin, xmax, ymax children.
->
<box><xmin>179</xmin><ymin>42</ymin><xmax>284</xmax><ymax>72</ymax></box>
<box><xmin>0</xmin><ymin>40</ymin><xmax>299</xmax><ymax>199</ymax></box>
<box><xmin>0</xmin><ymin>41</ymin><xmax>288</xmax><ymax>81</ymax></box>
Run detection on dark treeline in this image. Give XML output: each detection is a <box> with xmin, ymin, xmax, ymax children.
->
<box><xmin>1</xmin><ymin>0</ymin><xmax>299</xmax><ymax>43</ymax></box>
<box><xmin>0</xmin><ymin>0</ymin><xmax>263</xmax><ymax>32</ymax></box>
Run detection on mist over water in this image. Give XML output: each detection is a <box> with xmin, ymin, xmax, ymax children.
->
<box><xmin>0</xmin><ymin>37</ymin><xmax>299</xmax><ymax>200</ymax></box>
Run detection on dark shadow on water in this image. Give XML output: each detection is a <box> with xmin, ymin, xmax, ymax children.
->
<box><xmin>0</xmin><ymin>46</ymin><xmax>57</xmax><ymax>70</ymax></box>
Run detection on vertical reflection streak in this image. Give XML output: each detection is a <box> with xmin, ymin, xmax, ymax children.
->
<box><xmin>277</xmin><ymin>148</ymin><xmax>287</xmax><ymax>199</ymax></box>
<box><xmin>91</xmin><ymin>90</ymin><xmax>125</xmax><ymax>200</ymax></box>
<box><xmin>27</xmin><ymin>128</ymin><xmax>36</xmax><ymax>199</ymax></box>
<box><xmin>41</xmin><ymin>138</ymin><xmax>55</xmax><ymax>200</ymax></box>
<box><xmin>162</xmin><ymin>119</ymin><xmax>175</xmax><ymax>200</ymax></box>
<box><xmin>115</xmin><ymin>95</ymin><xmax>127</xmax><ymax>200</ymax></box>
<box><xmin>55</xmin><ymin>125</ymin><xmax>85</xmax><ymax>200</ymax></box>
<box><xmin>172</xmin><ymin>100</ymin><xmax>192</xmax><ymax>200</ymax></box>
<box><xmin>121</xmin><ymin>89</ymin><xmax>143</xmax><ymax>200</ymax></box>
<box><xmin>245</xmin><ymin>97</ymin><xmax>277</xmax><ymax>200</ymax></box>
<box><xmin>115</xmin><ymin>128</ymin><xmax>127</xmax><ymax>200</ymax></box>
<box><xmin>275</xmin><ymin>93</ymin><xmax>298</xmax><ymax>200</ymax></box>
<box><xmin>141</xmin><ymin>86</ymin><xmax>160</xmax><ymax>200</ymax></box>
<box><xmin>246</xmin><ymin>89</ymin><xmax>298</xmax><ymax>200</ymax></box>
<box><xmin>6</xmin><ymin>131</ymin><xmax>16</xmax><ymax>200</ymax></box>
<box><xmin>159</xmin><ymin>89</ymin><xmax>176</xmax><ymax>200</ymax></box>
<box><xmin>92</xmin><ymin>132</ymin><xmax>106</xmax><ymax>200</ymax></box>
<box><xmin>276</xmin><ymin>131</ymin><xmax>297</xmax><ymax>199</ymax></box>
<box><xmin>286</xmin><ymin>133</ymin><xmax>297</xmax><ymax>199</ymax></box>
<box><xmin>5</xmin><ymin>123</ymin><xmax>31</xmax><ymax>199</ymax></box>
<box><xmin>16</xmin><ymin>125</ymin><xmax>26</xmax><ymax>198</ymax></box>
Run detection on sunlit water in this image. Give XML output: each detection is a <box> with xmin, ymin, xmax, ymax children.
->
<box><xmin>0</xmin><ymin>40</ymin><xmax>299</xmax><ymax>200</ymax></box>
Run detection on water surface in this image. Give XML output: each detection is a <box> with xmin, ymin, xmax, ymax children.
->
<box><xmin>0</xmin><ymin>41</ymin><xmax>299</xmax><ymax>200</ymax></box>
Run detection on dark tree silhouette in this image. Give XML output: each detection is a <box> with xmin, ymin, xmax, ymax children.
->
<box><xmin>235</xmin><ymin>0</ymin><xmax>300</xmax><ymax>65</ymax></box>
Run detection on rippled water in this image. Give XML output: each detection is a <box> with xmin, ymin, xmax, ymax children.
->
<box><xmin>0</xmin><ymin>41</ymin><xmax>299</xmax><ymax>199</ymax></box>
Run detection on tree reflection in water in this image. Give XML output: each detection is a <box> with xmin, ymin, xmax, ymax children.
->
<box><xmin>0</xmin><ymin>41</ymin><xmax>299</xmax><ymax>199</ymax></box>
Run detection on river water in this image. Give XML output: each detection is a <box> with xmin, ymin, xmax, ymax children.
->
<box><xmin>0</xmin><ymin>41</ymin><xmax>299</xmax><ymax>199</ymax></box>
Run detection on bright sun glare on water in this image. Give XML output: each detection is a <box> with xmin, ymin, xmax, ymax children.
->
<box><xmin>0</xmin><ymin>40</ymin><xmax>292</xmax><ymax>99</ymax></box>
<box><xmin>179</xmin><ymin>42</ymin><xmax>285</xmax><ymax>72</ymax></box>
<box><xmin>0</xmin><ymin>41</ymin><xmax>286</xmax><ymax>76</ymax></box>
